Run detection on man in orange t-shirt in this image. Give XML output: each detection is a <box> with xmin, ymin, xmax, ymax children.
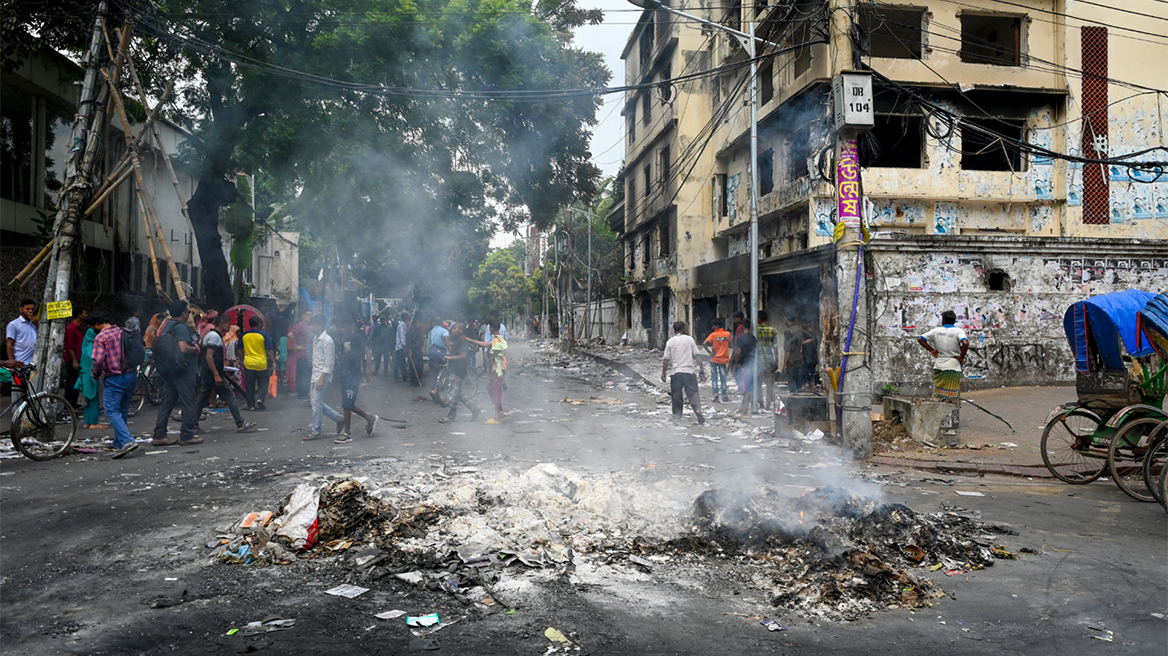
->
<box><xmin>703</xmin><ymin>317</ymin><xmax>733</xmax><ymax>403</ymax></box>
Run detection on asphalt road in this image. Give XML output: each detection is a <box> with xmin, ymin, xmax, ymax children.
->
<box><xmin>1</xmin><ymin>341</ymin><xmax>1165</xmax><ymax>655</ymax></box>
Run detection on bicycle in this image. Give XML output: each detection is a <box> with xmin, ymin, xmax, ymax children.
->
<box><xmin>2</xmin><ymin>364</ymin><xmax>77</xmax><ymax>460</ymax></box>
<box><xmin>434</xmin><ymin>363</ymin><xmax>480</xmax><ymax>408</ymax></box>
<box><xmin>128</xmin><ymin>358</ymin><xmax>163</xmax><ymax>417</ymax></box>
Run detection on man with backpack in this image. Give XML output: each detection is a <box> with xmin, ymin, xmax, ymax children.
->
<box><xmin>151</xmin><ymin>300</ymin><xmax>202</xmax><ymax>447</ymax></box>
<box><xmin>90</xmin><ymin>315</ymin><xmax>141</xmax><ymax>459</ymax></box>
<box><xmin>195</xmin><ymin>314</ymin><xmax>258</xmax><ymax>434</ymax></box>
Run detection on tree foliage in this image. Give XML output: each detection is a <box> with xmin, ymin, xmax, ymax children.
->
<box><xmin>466</xmin><ymin>247</ymin><xmax>528</xmax><ymax>318</ymax></box>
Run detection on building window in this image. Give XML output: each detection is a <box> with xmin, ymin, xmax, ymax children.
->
<box><xmin>627</xmin><ymin>112</ymin><xmax>636</xmax><ymax>144</ymax></box>
<box><xmin>643</xmin><ymin>164</ymin><xmax>651</xmax><ymax>195</ymax></box>
<box><xmin>641</xmin><ymin>233</ymin><xmax>651</xmax><ymax>266</ymax></box>
<box><xmin>960</xmin><ymin>14</ymin><xmax>1022</xmax><ymax>66</ymax></box>
<box><xmin>760</xmin><ymin>60</ymin><xmax>774</xmax><ymax>104</ymax></box>
<box><xmin>861</xmin><ymin>115</ymin><xmax>924</xmax><ymax>168</ymax></box>
<box><xmin>641</xmin><ymin>295</ymin><xmax>652</xmax><ymax>328</ymax></box>
<box><xmin>659</xmin><ymin>146</ymin><xmax>671</xmax><ymax>187</ymax></box>
<box><xmin>858</xmin><ymin>6</ymin><xmax>925</xmax><ymax>59</ymax></box>
<box><xmin>626</xmin><ymin>242</ymin><xmax>635</xmax><ymax>271</ymax></box>
<box><xmin>658</xmin><ymin>221</ymin><xmax>671</xmax><ymax>257</ymax></box>
<box><xmin>755</xmin><ymin>0</ymin><xmax>767</xmax><ymax>19</ymax></box>
<box><xmin>759</xmin><ymin>149</ymin><xmax>774</xmax><ymax>195</ymax></box>
<box><xmin>640</xmin><ymin>26</ymin><xmax>654</xmax><ymax>71</ymax></box>
<box><xmin>786</xmin><ymin>124</ymin><xmax>810</xmax><ymax>182</ymax></box>
<box><xmin>1</xmin><ymin>84</ymin><xmax>34</xmax><ymax>205</ymax></box>
<box><xmin>961</xmin><ymin>117</ymin><xmax>1026</xmax><ymax>171</ymax></box>
<box><xmin>642</xmin><ymin>93</ymin><xmax>651</xmax><ymax>126</ymax></box>
<box><xmin>727</xmin><ymin>0</ymin><xmax>742</xmax><ymax>32</ymax></box>
<box><xmin>660</xmin><ymin>65</ymin><xmax>672</xmax><ymax>102</ymax></box>
<box><xmin>792</xmin><ymin>22</ymin><xmax>813</xmax><ymax>78</ymax></box>
<box><xmin>712</xmin><ymin>74</ymin><xmax>722</xmax><ymax>110</ymax></box>
<box><xmin>716</xmin><ymin>173</ymin><xmax>728</xmax><ymax>217</ymax></box>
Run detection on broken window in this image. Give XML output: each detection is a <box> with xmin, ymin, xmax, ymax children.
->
<box><xmin>986</xmin><ymin>269</ymin><xmax>1012</xmax><ymax>291</ymax></box>
<box><xmin>760</xmin><ymin>148</ymin><xmax>774</xmax><ymax>195</ymax></box>
<box><xmin>726</xmin><ymin>0</ymin><xmax>742</xmax><ymax>32</ymax></box>
<box><xmin>960</xmin><ymin>14</ymin><xmax>1021</xmax><ymax>66</ymax></box>
<box><xmin>641</xmin><ymin>233</ymin><xmax>651</xmax><ymax>265</ymax></box>
<box><xmin>760</xmin><ymin>60</ymin><xmax>774</xmax><ymax>105</ymax></box>
<box><xmin>643</xmin><ymin>164</ymin><xmax>652</xmax><ymax>195</ymax></box>
<box><xmin>961</xmin><ymin>117</ymin><xmax>1026</xmax><ymax>171</ymax></box>
<box><xmin>640</xmin><ymin>25</ymin><xmax>654</xmax><ymax>71</ymax></box>
<box><xmin>660</xmin><ymin>64</ymin><xmax>673</xmax><ymax>102</ymax></box>
<box><xmin>858</xmin><ymin>5</ymin><xmax>925</xmax><ymax>59</ymax></box>
<box><xmin>786</xmin><ymin>124</ymin><xmax>810</xmax><ymax>182</ymax></box>
<box><xmin>860</xmin><ymin>114</ymin><xmax>924</xmax><ymax>168</ymax></box>
<box><xmin>627</xmin><ymin>112</ymin><xmax>635</xmax><ymax>144</ymax></box>
<box><xmin>658</xmin><ymin>221</ymin><xmax>671</xmax><ymax>257</ymax></box>
<box><xmin>712</xmin><ymin>74</ymin><xmax>722</xmax><ymax>110</ymax></box>
<box><xmin>716</xmin><ymin>173</ymin><xmax>728</xmax><ymax>217</ymax></box>
<box><xmin>659</xmin><ymin>146</ymin><xmax>671</xmax><ymax>188</ymax></box>
<box><xmin>792</xmin><ymin>21</ymin><xmax>813</xmax><ymax>78</ymax></box>
<box><xmin>642</xmin><ymin>93</ymin><xmax>651</xmax><ymax>125</ymax></box>
<box><xmin>641</xmin><ymin>295</ymin><xmax>652</xmax><ymax>328</ymax></box>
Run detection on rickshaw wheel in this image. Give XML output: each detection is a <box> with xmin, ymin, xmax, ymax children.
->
<box><xmin>1107</xmin><ymin>417</ymin><xmax>1164</xmax><ymax>502</ymax></box>
<box><xmin>1142</xmin><ymin>421</ymin><xmax>1168</xmax><ymax>505</ymax></box>
<box><xmin>1159</xmin><ymin>458</ymin><xmax>1168</xmax><ymax>513</ymax></box>
<box><xmin>1041</xmin><ymin>409</ymin><xmax>1107</xmax><ymax>484</ymax></box>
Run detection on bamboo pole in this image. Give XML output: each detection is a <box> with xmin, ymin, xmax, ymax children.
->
<box><xmin>127</xmin><ymin>58</ymin><xmax>194</xmax><ymax>232</ymax></box>
<box><xmin>89</xmin><ymin>76</ymin><xmax>176</xmax><ymax>204</ymax></box>
<box><xmin>8</xmin><ymin>239</ymin><xmax>54</xmax><ymax>287</ymax></box>
<box><xmin>83</xmin><ymin>166</ymin><xmax>133</xmax><ymax>216</ymax></box>
<box><xmin>103</xmin><ymin>67</ymin><xmax>186</xmax><ymax>301</ymax></box>
<box><xmin>137</xmin><ymin>192</ymin><xmax>166</xmax><ymax>299</ymax></box>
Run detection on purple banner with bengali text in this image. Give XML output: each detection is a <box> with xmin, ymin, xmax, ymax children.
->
<box><xmin>837</xmin><ymin>140</ymin><xmax>861</xmax><ymax>230</ymax></box>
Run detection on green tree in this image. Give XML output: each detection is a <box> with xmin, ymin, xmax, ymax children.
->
<box><xmin>467</xmin><ymin>248</ymin><xmax>528</xmax><ymax>318</ymax></box>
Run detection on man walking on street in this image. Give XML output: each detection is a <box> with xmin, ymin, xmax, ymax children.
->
<box><xmin>287</xmin><ymin>309</ymin><xmax>312</xmax><ymax>400</ymax></box>
<box><xmin>439</xmin><ymin>322</ymin><xmax>480</xmax><ymax>423</ymax></box>
<box><xmin>393</xmin><ymin>312</ymin><xmax>409</xmax><ymax>382</ymax></box>
<box><xmin>731</xmin><ymin>318</ymin><xmax>757</xmax><ymax>416</ymax></box>
<box><xmin>152</xmin><ymin>300</ymin><xmax>202</xmax><ymax>447</ymax></box>
<box><xmin>918</xmin><ymin>310</ymin><xmax>969</xmax><ymax>399</ymax></box>
<box><xmin>304</xmin><ymin>314</ymin><xmax>344</xmax><ymax>440</ymax></box>
<box><xmin>195</xmin><ymin>314</ymin><xmax>257</xmax><ymax>434</ymax></box>
<box><xmin>427</xmin><ymin>315</ymin><xmax>450</xmax><ymax>399</ymax></box>
<box><xmin>90</xmin><ymin>315</ymin><xmax>139</xmax><ymax>459</ymax></box>
<box><xmin>241</xmin><ymin>316</ymin><xmax>275</xmax><ymax>411</ymax></box>
<box><xmin>662</xmin><ymin>321</ymin><xmax>706</xmax><ymax>425</ymax></box>
<box><xmin>703</xmin><ymin>318</ymin><xmax>732</xmax><ymax>403</ymax></box>
<box><xmin>63</xmin><ymin>307</ymin><xmax>88</xmax><ymax>411</ymax></box>
<box><xmin>334</xmin><ymin>319</ymin><xmax>378</xmax><ymax>443</ymax></box>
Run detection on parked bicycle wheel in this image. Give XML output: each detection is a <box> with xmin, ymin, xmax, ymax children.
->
<box><xmin>1140</xmin><ymin>421</ymin><xmax>1168</xmax><ymax>505</ymax></box>
<box><xmin>434</xmin><ymin>367</ymin><xmax>454</xmax><ymax>408</ymax></box>
<box><xmin>1106</xmin><ymin>417</ymin><xmax>1163</xmax><ymax>502</ymax></box>
<box><xmin>1041</xmin><ymin>409</ymin><xmax>1107</xmax><ymax>484</ymax></box>
<box><xmin>11</xmin><ymin>393</ymin><xmax>77</xmax><ymax>460</ymax></box>
<box><xmin>1159</xmin><ymin>458</ymin><xmax>1168</xmax><ymax>513</ymax></box>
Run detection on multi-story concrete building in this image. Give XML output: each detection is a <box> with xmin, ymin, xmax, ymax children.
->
<box><xmin>614</xmin><ymin>0</ymin><xmax>1168</xmax><ymax>398</ymax></box>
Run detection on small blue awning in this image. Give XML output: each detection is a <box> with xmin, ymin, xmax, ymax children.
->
<box><xmin>1137</xmin><ymin>293</ymin><xmax>1168</xmax><ymax>359</ymax></box>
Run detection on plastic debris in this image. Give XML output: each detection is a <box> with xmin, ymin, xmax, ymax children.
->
<box><xmin>275</xmin><ymin>483</ymin><xmax>322</xmax><ymax>550</ymax></box>
<box><xmin>1091</xmin><ymin>630</ymin><xmax>1114</xmax><ymax>642</ymax></box>
<box><xmin>375</xmin><ymin>610</ymin><xmax>407</xmax><ymax>620</ymax></box>
<box><xmin>407</xmin><ymin>613</ymin><xmax>441</xmax><ymax>628</ymax></box>
<box><xmin>954</xmin><ymin>491</ymin><xmax>985</xmax><ymax>497</ymax></box>
<box><xmin>324</xmin><ymin>584</ymin><xmax>369</xmax><ymax>598</ymax></box>
<box><xmin>545</xmin><ymin>627</ymin><xmax>572</xmax><ymax>645</ymax></box>
<box><xmin>629</xmin><ymin>555</ymin><xmax>654</xmax><ymax>571</ymax></box>
<box><xmin>760</xmin><ymin>619</ymin><xmax>787</xmax><ymax>632</ymax></box>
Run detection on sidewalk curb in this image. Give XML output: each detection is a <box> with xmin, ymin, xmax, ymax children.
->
<box><xmin>867</xmin><ymin>456</ymin><xmax>1055</xmax><ymax>479</ymax></box>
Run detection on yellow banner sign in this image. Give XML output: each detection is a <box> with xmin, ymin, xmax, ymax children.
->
<box><xmin>45</xmin><ymin>300</ymin><xmax>72</xmax><ymax>321</ymax></box>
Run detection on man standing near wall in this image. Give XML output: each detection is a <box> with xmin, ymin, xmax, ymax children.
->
<box><xmin>662</xmin><ymin>321</ymin><xmax>706</xmax><ymax>425</ymax></box>
<box><xmin>917</xmin><ymin>310</ymin><xmax>969</xmax><ymax>399</ymax></box>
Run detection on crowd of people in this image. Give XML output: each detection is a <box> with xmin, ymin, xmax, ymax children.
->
<box><xmin>2</xmin><ymin>298</ymin><xmax>513</xmax><ymax>459</ymax></box>
<box><xmin>663</xmin><ymin>310</ymin><xmax>823</xmax><ymax>422</ymax></box>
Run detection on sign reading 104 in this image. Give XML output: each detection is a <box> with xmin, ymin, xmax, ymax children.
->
<box><xmin>832</xmin><ymin>72</ymin><xmax>875</xmax><ymax>130</ymax></box>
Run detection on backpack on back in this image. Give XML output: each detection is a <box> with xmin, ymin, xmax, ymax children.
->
<box><xmin>152</xmin><ymin>320</ymin><xmax>187</xmax><ymax>373</ymax></box>
<box><xmin>120</xmin><ymin>328</ymin><xmax>147</xmax><ymax>370</ymax></box>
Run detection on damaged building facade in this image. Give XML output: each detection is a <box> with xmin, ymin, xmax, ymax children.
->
<box><xmin>613</xmin><ymin>0</ymin><xmax>1168</xmax><ymax>398</ymax></box>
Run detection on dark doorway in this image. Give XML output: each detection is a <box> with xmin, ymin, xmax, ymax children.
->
<box><xmin>694</xmin><ymin>297</ymin><xmax>718</xmax><ymax>343</ymax></box>
<box><xmin>661</xmin><ymin>289</ymin><xmax>671</xmax><ymax>348</ymax></box>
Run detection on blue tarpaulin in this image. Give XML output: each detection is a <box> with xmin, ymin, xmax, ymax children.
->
<box><xmin>1063</xmin><ymin>290</ymin><xmax>1156</xmax><ymax>372</ymax></box>
<box><xmin>1137</xmin><ymin>293</ymin><xmax>1168</xmax><ymax>359</ymax></box>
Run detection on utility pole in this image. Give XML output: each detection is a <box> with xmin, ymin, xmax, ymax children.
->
<box><xmin>829</xmin><ymin>0</ymin><xmax>874</xmax><ymax>457</ymax></box>
<box><xmin>746</xmin><ymin>15</ymin><xmax>760</xmax><ymax>414</ymax></box>
<box><xmin>34</xmin><ymin>2</ymin><xmax>109</xmax><ymax>396</ymax></box>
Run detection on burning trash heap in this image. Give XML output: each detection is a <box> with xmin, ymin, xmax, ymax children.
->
<box><xmin>210</xmin><ymin>463</ymin><xmax>1016</xmax><ymax>621</ymax></box>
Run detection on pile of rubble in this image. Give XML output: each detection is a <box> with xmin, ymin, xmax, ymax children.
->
<box><xmin>671</xmin><ymin>486</ymin><xmax>1012</xmax><ymax>620</ymax></box>
<box><xmin>208</xmin><ymin>464</ymin><xmax>1016</xmax><ymax>621</ymax></box>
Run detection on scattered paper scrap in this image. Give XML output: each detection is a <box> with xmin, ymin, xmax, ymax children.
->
<box><xmin>545</xmin><ymin>627</ymin><xmax>572</xmax><ymax>645</ymax></box>
<box><xmin>375</xmin><ymin>610</ymin><xmax>407</xmax><ymax>620</ymax></box>
<box><xmin>325</xmin><ymin>584</ymin><xmax>369</xmax><ymax>598</ymax></box>
<box><xmin>407</xmin><ymin>613</ymin><xmax>441</xmax><ymax>628</ymax></box>
<box><xmin>955</xmin><ymin>490</ymin><xmax>985</xmax><ymax>497</ymax></box>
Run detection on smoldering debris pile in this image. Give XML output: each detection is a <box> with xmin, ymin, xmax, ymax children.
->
<box><xmin>676</xmin><ymin>486</ymin><xmax>1014</xmax><ymax>620</ymax></box>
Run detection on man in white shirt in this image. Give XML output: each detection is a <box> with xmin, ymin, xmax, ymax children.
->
<box><xmin>917</xmin><ymin>310</ymin><xmax>969</xmax><ymax>399</ymax></box>
<box><xmin>304</xmin><ymin>315</ymin><xmax>343</xmax><ymax>440</ymax></box>
<box><xmin>662</xmin><ymin>321</ymin><xmax>706</xmax><ymax>425</ymax></box>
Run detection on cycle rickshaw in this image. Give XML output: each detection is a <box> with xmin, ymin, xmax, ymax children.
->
<box><xmin>1134</xmin><ymin>293</ymin><xmax>1168</xmax><ymax>508</ymax></box>
<box><xmin>1040</xmin><ymin>290</ymin><xmax>1167</xmax><ymax>501</ymax></box>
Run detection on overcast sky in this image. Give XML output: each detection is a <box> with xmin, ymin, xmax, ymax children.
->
<box><xmin>575</xmin><ymin>0</ymin><xmax>635</xmax><ymax>180</ymax></box>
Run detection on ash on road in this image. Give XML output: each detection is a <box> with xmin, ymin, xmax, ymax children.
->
<box><xmin>1</xmin><ymin>341</ymin><xmax>1164</xmax><ymax>655</ymax></box>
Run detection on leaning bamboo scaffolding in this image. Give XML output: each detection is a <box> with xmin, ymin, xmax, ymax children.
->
<box><xmin>103</xmin><ymin>67</ymin><xmax>186</xmax><ymax>301</ymax></box>
<box><xmin>87</xmin><ymin>77</ymin><xmax>176</xmax><ymax>206</ymax></box>
<box><xmin>127</xmin><ymin>58</ymin><xmax>194</xmax><ymax>232</ymax></box>
<box><xmin>83</xmin><ymin>166</ymin><xmax>133</xmax><ymax>216</ymax></box>
<box><xmin>8</xmin><ymin>239</ymin><xmax>54</xmax><ymax>287</ymax></box>
<box><xmin>137</xmin><ymin>192</ymin><xmax>167</xmax><ymax>299</ymax></box>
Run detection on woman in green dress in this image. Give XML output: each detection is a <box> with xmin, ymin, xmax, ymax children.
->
<box><xmin>76</xmin><ymin>320</ymin><xmax>108</xmax><ymax>429</ymax></box>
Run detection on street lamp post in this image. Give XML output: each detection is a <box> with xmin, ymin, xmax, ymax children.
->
<box><xmin>626</xmin><ymin>0</ymin><xmax>775</xmax><ymax>413</ymax></box>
